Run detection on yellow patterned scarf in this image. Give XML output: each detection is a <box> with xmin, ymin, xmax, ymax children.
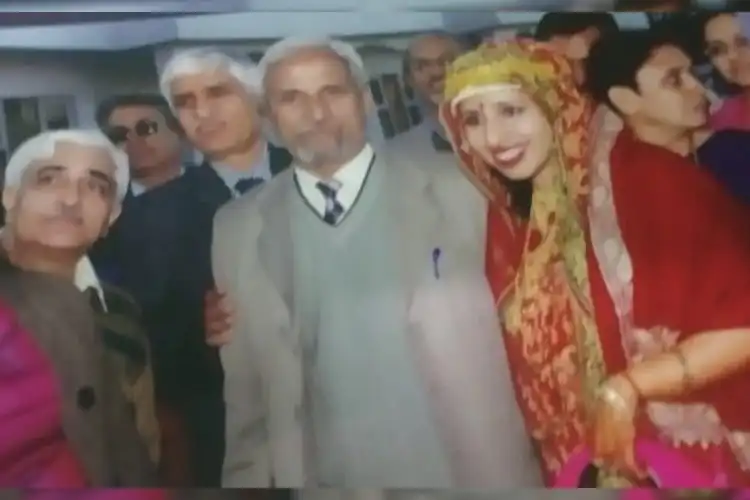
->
<box><xmin>439</xmin><ymin>40</ymin><xmax>610</xmax><ymax>481</ymax></box>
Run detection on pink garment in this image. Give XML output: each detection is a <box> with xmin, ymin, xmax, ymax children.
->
<box><xmin>619</xmin><ymin>490</ymin><xmax>750</xmax><ymax>499</ymax></box>
<box><xmin>0</xmin><ymin>301</ymin><xmax>88</xmax><ymax>487</ymax></box>
<box><xmin>555</xmin><ymin>440</ymin><xmax>722</xmax><ymax>490</ymax></box>
<box><xmin>24</xmin><ymin>490</ymin><xmax>167</xmax><ymax>500</ymax></box>
<box><xmin>710</xmin><ymin>94</ymin><xmax>750</xmax><ymax>131</ymax></box>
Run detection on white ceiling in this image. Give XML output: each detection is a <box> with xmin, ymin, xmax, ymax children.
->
<box><xmin>0</xmin><ymin>3</ymin><xmax>651</xmax><ymax>51</ymax></box>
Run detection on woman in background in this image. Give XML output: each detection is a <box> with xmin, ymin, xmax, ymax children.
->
<box><xmin>703</xmin><ymin>11</ymin><xmax>750</xmax><ymax>131</ymax></box>
<box><xmin>439</xmin><ymin>39</ymin><xmax>750</xmax><ymax>487</ymax></box>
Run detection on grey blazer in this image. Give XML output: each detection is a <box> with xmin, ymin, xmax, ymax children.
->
<box><xmin>213</xmin><ymin>146</ymin><xmax>537</xmax><ymax>488</ymax></box>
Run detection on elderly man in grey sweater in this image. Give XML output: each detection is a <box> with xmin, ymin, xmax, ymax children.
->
<box><xmin>209</xmin><ymin>35</ymin><xmax>538</xmax><ymax>489</ymax></box>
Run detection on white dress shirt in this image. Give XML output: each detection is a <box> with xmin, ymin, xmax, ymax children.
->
<box><xmin>75</xmin><ymin>256</ymin><xmax>107</xmax><ymax>310</ymax></box>
<box><xmin>0</xmin><ymin>227</ymin><xmax>106</xmax><ymax>309</ymax></box>
<box><xmin>294</xmin><ymin>144</ymin><xmax>374</xmax><ymax>219</ymax></box>
<box><xmin>213</xmin><ymin>146</ymin><xmax>273</xmax><ymax>198</ymax></box>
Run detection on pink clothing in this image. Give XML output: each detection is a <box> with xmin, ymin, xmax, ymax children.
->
<box><xmin>711</xmin><ymin>94</ymin><xmax>750</xmax><ymax>131</ymax></box>
<box><xmin>0</xmin><ymin>301</ymin><xmax>87</xmax><ymax>487</ymax></box>
<box><xmin>24</xmin><ymin>490</ymin><xmax>167</xmax><ymax>500</ymax></box>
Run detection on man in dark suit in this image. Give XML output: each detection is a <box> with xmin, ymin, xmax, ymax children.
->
<box><xmin>142</xmin><ymin>47</ymin><xmax>290</xmax><ymax>487</ymax></box>
<box><xmin>0</xmin><ymin>129</ymin><xmax>156</xmax><ymax>485</ymax></box>
<box><xmin>159</xmin><ymin>48</ymin><xmax>292</xmax><ymax>201</ymax></box>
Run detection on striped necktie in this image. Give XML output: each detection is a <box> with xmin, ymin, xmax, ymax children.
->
<box><xmin>315</xmin><ymin>181</ymin><xmax>344</xmax><ymax>225</ymax></box>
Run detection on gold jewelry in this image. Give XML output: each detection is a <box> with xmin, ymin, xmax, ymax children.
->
<box><xmin>673</xmin><ymin>347</ymin><xmax>694</xmax><ymax>392</ymax></box>
<box><xmin>597</xmin><ymin>384</ymin><xmax>628</xmax><ymax>411</ymax></box>
<box><xmin>620</xmin><ymin>371</ymin><xmax>642</xmax><ymax>400</ymax></box>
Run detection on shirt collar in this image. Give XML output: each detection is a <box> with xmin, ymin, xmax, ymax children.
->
<box><xmin>210</xmin><ymin>144</ymin><xmax>273</xmax><ymax>196</ymax></box>
<box><xmin>0</xmin><ymin>227</ymin><xmax>106</xmax><ymax>308</ymax></box>
<box><xmin>74</xmin><ymin>255</ymin><xmax>107</xmax><ymax>310</ymax></box>
<box><xmin>212</xmin><ymin>143</ymin><xmax>272</xmax><ymax>178</ymax></box>
<box><xmin>130</xmin><ymin>167</ymin><xmax>186</xmax><ymax>197</ymax></box>
<box><xmin>294</xmin><ymin>144</ymin><xmax>373</xmax><ymax>188</ymax></box>
<box><xmin>293</xmin><ymin>144</ymin><xmax>374</xmax><ymax>217</ymax></box>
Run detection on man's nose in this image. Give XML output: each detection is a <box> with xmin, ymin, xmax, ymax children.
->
<box><xmin>484</xmin><ymin>120</ymin><xmax>513</xmax><ymax>149</ymax></box>
<box><xmin>60</xmin><ymin>180</ymin><xmax>83</xmax><ymax>206</ymax></box>
<box><xmin>427</xmin><ymin>63</ymin><xmax>446</xmax><ymax>79</ymax></box>
<box><xmin>307</xmin><ymin>98</ymin><xmax>328</xmax><ymax>122</ymax></box>
<box><xmin>194</xmin><ymin>99</ymin><xmax>211</xmax><ymax>119</ymax></box>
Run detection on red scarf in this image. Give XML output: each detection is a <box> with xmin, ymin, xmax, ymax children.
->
<box><xmin>598</xmin><ymin>127</ymin><xmax>750</xmax><ymax>431</ymax></box>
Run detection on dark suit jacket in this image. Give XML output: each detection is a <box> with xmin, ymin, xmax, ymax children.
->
<box><xmin>0</xmin><ymin>258</ymin><xmax>156</xmax><ymax>486</ymax></box>
<box><xmin>90</xmin><ymin>144</ymin><xmax>292</xmax><ymax>405</ymax></box>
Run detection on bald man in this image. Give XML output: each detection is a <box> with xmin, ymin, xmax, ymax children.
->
<box><xmin>386</xmin><ymin>32</ymin><xmax>486</xmax><ymax>255</ymax></box>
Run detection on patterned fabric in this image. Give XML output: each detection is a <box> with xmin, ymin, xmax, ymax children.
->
<box><xmin>590</xmin><ymin>127</ymin><xmax>750</xmax><ymax>485</ymax></box>
<box><xmin>315</xmin><ymin>181</ymin><xmax>345</xmax><ymax>225</ymax></box>
<box><xmin>438</xmin><ymin>39</ymin><xmax>605</xmax><ymax>484</ymax></box>
<box><xmin>89</xmin><ymin>285</ymin><xmax>161</xmax><ymax>465</ymax></box>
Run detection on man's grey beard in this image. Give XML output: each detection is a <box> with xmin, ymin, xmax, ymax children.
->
<box><xmin>291</xmin><ymin>142</ymin><xmax>357</xmax><ymax>171</ymax></box>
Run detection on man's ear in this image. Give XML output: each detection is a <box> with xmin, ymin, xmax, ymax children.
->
<box><xmin>608</xmin><ymin>86</ymin><xmax>641</xmax><ymax>116</ymax></box>
<box><xmin>2</xmin><ymin>186</ymin><xmax>17</xmax><ymax>214</ymax></box>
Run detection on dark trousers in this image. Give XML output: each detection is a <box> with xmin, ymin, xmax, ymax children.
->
<box><xmin>183</xmin><ymin>394</ymin><xmax>225</xmax><ymax>487</ymax></box>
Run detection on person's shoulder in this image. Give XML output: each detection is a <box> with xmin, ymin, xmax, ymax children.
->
<box><xmin>381</xmin><ymin>140</ymin><xmax>461</xmax><ymax>178</ymax></box>
<box><xmin>707</xmin><ymin>128</ymin><xmax>750</xmax><ymax>147</ymax></box>
<box><xmin>269</xmin><ymin>143</ymin><xmax>294</xmax><ymax>173</ymax></box>
<box><xmin>100</xmin><ymin>283</ymin><xmax>141</xmax><ymax>319</ymax></box>
<box><xmin>385</xmin><ymin>124</ymin><xmax>433</xmax><ymax>153</ymax></box>
<box><xmin>215</xmin><ymin>168</ymin><xmax>293</xmax><ymax>224</ymax></box>
<box><xmin>180</xmin><ymin>162</ymin><xmax>217</xmax><ymax>190</ymax></box>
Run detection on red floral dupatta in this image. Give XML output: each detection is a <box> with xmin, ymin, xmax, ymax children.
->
<box><xmin>439</xmin><ymin>40</ymin><xmax>599</xmax><ymax>483</ymax></box>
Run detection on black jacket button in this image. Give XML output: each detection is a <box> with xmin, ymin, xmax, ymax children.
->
<box><xmin>77</xmin><ymin>386</ymin><xmax>96</xmax><ymax>411</ymax></box>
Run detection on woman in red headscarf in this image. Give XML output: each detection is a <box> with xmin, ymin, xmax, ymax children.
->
<box><xmin>439</xmin><ymin>39</ymin><xmax>750</xmax><ymax>488</ymax></box>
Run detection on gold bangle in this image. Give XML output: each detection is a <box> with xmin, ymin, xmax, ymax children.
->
<box><xmin>673</xmin><ymin>347</ymin><xmax>694</xmax><ymax>392</ymax></box>
<box><xmin>597</xmin><ymin>384</ymin><xmax>628</xmax><ymax>411</ymax></box>
<box><xmin>620</xmin><ymin>371</ymin><xmax>642</xmax><ymax>400</ymax></box>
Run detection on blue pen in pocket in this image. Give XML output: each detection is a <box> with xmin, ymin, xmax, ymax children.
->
<box><xmin>432</xmin><ymin>247</ymin><xmax>441</xmax><ymax>279</ymax></box>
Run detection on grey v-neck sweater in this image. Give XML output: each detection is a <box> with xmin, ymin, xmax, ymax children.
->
<box><xmin>290</xmin><ymin>163</ymin><xmax>451</xmax><ymax>487</ymax></box>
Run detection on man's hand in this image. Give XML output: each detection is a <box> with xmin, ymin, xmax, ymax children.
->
<box><xmin>204</xmin><ymin>288</ymin><xmax>234</xmax><ymax>346</ymax></box>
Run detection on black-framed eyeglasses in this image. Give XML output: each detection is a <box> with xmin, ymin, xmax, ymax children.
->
<box><xmin>106</xmin><ymin>119</ymin><xmax>159</xmax><ymax>145</ymax></box>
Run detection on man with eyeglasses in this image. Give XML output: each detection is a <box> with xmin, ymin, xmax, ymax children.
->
<box><xmin>91</xmin><ymin>94</ymin><xmax>197</xmax><ymax>485</ymax></box>
<box><xmin>97</xmin><ymin>94</ymin><xmax>185</xmax><ymax>196</ymax></box>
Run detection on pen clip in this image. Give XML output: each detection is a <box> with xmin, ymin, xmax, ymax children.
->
<box><xmin>432</xmin><ymin>247</ymin><xmax>441</xmax><ymax>279</ymax></box>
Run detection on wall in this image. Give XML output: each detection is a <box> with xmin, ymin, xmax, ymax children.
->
<box><xmin>155</xmin><ymin>40</ymin><xmax>413</xmax><ymax>146</ymax></box>
<box><xmin>86</xmin><ymin>48</ymin><xmax>161</xmax><ymax>103</ymax></box>
<box><xmin>0</xmin><ymin>51</ymin><xmax>97</xmax><ymax>126</ymax></box>
<box><xmin>0</xmin><ymin>50</ymin><xmax>160</xmax><ymax>126</ymax></box>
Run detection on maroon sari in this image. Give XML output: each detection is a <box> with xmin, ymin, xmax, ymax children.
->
<box><xmin>586</xmin><ymin>127</ymin><xmax>750</xmax><ymax>485</ymax></box>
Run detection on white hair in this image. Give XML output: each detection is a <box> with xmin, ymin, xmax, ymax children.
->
<box><xmin>158</xmin><ymin>47</ymin><xmax>261</xmax><ymax>109</ymax></box>
<box><xmin>258</xmin><ymin>37</ymin><xmax>369</xmax><ymax>95</ymax></box>
<box><xmin>4</xmin><ymin>129</ymin><xmax>130</xmax><ymax>203</ymax></box>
